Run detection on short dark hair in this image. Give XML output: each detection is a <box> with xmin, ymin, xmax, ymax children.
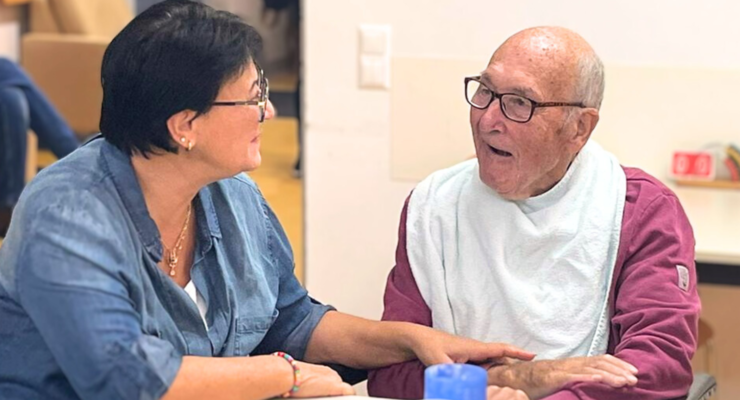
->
<box><xmin>99</xmin><ymin>0</ymin><xmax>263</xmax><ymax>156</ymax></box>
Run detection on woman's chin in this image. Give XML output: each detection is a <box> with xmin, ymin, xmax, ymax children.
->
<box><xmin>241</xmin><ymin>152</ymin><xmax>262</xmax><ymax>172</ymax></box>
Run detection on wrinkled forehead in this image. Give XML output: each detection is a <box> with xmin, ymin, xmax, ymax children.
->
<box><xmin>483</xmin><ymin>37</ymin><xmax>579</xmax><ymax>101</ymax></box>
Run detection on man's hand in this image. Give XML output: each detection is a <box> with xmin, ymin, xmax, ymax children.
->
<box><xmin>488</xmin><ymin>386</ymin><xmax>530</xmax><ymax>400</ymax></box>
<box><xmin>487</xmin><ymin>355</ymin><xmax>638</xmax><ymax>400</ymax></box>
<box><xmin>408</xmin><ymin>326</ymin><xmax>535</xmax><ymax>366</ymax></box>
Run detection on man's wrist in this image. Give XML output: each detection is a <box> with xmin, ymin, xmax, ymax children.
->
<box><xmin>491</xmin><ymin>360</ymin><xmax>564</xmax><ymax>400</ymax></box>
<box><xmin>488</xmin><ymin>361</ymin><xmax>548</xmax><ymax>392</ymax></box>
<box><xmin>487</xmin><ymin>363</ymin><xmax>517</xmax><ymax>386</ymax></box>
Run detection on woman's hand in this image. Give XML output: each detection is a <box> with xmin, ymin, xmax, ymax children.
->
<box><xmin>292</xmin><ymin>361</ymin><xmax>355</xmax><ymax>398</ymax></box>
<box><xmin>409</xmin><ymin>327</ymin><xmax>535</xmax><ymax>367</ymax></box>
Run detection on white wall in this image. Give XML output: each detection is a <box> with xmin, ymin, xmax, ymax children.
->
<box><xmin>303</xmin><ymin>0</ymin><xmax>740</xmax><ymax>316</ymax></box>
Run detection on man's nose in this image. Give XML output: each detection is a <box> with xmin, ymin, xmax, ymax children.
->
<box><xmin>479</xmin><ymin>96</ymin><xmax>506</xmax><ymax>126</ymax></box>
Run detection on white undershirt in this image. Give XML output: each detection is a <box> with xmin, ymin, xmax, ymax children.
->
<box><xmin>183</xmin><ymin>281</ymin><xmax>208</xmax><ymax>329</ymax></box>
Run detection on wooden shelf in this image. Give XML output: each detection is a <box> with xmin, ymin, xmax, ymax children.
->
<box><xmin>1</xmin><ymin>0</ymin><xmax>31</xmax><ymax>5</ymax></box>
<box><xmin>675</xmin><ymin>179</ymin><xmax>740</xmax><ymax>190</ymax></box>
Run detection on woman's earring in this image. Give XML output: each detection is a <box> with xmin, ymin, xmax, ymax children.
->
<box><xmin>180</xmin><ymin>137</ymin><xmax>186</xmax><ymax>143</ymax></box>
<box><xmin>187</xmin><ymin>141</ymin><xmax>193</xmax><ymax>152</ymax></box>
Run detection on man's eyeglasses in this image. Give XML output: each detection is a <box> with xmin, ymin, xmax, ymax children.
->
<box><xmin>212</xmin><ymin>67</ymin><xmax>270</xmax><ymax>123</ymax></box>
<box><xmin>464</xmin><ymin>76</ymin><xmax>585</xmax><ymax>123</ymax></box>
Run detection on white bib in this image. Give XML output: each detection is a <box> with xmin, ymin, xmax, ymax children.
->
<box><xmin>407</xmin><ymin>140</ymin><xmax>626</xmax><ymax>360</ymax></box>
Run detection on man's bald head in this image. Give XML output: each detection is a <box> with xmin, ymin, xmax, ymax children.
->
<box><xmin>471</xmin><ymin>27</ymin><xmax>604</xmax><ymax>200</ymax></box>
<box><xmin>491</xmin><ymin>27</ymin><xmax>604</xmax><ymax>109</ymax></box>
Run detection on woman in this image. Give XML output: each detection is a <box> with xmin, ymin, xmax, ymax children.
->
<box><xmin>0</xmin><ymin>1</ymin><xmax>532</xmax><ymax>399</ymax></box>
<box><xmin>0</xmin><ymin>58</ymin><xmax>80</xmax><ymax>236</ymax></box>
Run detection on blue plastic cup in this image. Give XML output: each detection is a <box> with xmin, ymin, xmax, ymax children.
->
<box><xmin>424</xmin><ymin>364</ymin><xmax>487</xmax><ymax>400</ymax></box>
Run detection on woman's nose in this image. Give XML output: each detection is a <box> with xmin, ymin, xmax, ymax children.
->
<box><xmin>265</xmin><ymin>100</ymin><xmax>276</xmax><ymax>120</ymax></box>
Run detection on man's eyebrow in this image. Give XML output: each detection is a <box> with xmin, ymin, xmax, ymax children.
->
<box><xmin>479</xmin><ymin>72</ymin><xmax>538</xmax><ymax>100</ymax></box>
<box><xmin>480</xmin><ymin>71</ymin><xmax>493</xmax><ymax>85</ymax></box>
<box><xmin>509</xmin><ymin>86</ymin><xmax>538</xmax><ymax>100</ymax></box>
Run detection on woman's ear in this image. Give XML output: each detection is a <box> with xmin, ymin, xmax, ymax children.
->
<box><xmin>166</xmin><ymin>109</ymin><xmax>198</xmax><ymax>151</ymax></box>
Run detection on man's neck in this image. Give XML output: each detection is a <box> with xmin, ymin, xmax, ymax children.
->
<box><xmin>528</xmin><ymin>152</ymin><xmax>578</xmax><ymax>198</ymax></box>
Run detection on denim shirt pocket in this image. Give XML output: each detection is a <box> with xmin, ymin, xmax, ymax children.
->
<box><xmin>234</xmin><ymin>309</ymin><xmax>279</xmax><ymax>356</ymax></box>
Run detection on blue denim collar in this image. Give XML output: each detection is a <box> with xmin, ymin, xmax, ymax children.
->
<box><xmin>197</xmin><ymin>182</ymin><xmax>223</xmax><ymax>240</ymax></box>
<box><xmin>98</xmin><ymin>138</ymin><xmax>222</xmax><ymax>261</ymax></box>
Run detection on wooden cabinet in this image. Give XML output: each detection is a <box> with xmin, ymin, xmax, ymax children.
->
<box><xmin>693</xmin><ymin>284</ymin><xmax>740</xmax><ymax>400</ymax></box>
<box><xmin>1</xmin><ymin>0</ymin><xmax>31</xmax><ymax>5</ymax></box>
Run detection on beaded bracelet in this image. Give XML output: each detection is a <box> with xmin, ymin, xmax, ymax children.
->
<box><xmin>273</xmin><ymin>351</ymin><xmax>301</xmax><ymax>398</ymax></box>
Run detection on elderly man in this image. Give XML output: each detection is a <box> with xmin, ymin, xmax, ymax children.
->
<box><xmin>367</xmin><ymin>27</ymin><xmax>700</xmax><ymax>400</ymax></box>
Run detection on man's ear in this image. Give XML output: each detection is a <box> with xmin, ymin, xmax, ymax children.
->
<box><xmin>572</xmin><ymin>108</ymin><xmax>599</xmax><ymax>148</ymax></box>
<box><xmin>166</xmin><ymin>109</ymin><xmax>199</xmax><ymax>151</ymax></box>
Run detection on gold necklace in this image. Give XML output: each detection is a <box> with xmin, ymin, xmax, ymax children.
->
<box><xmin>163</xmin><ymin>203</ymin><xmax>192</xmax><ymax>277</ymax></box>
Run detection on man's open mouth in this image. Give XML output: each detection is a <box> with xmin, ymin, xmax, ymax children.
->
<box><xmin>488</xmin><ymin>145</ymin><xmax>513</xmax><ymax>157</ymax></box>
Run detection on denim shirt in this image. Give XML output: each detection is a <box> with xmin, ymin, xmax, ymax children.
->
<box><xmin>0</xmin><ymin>138</ymin><xmax>332</xmax><ymax>400</ymax></box>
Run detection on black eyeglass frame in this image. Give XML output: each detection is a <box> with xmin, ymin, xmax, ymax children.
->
<box><xmin>464</xmin><ymin>76</ymin><xmax>586</xmax><ymax>123</ymax></box>
<box><xmin>211</xmin><ymin>65</ymin><xmax>270</xmax><ymax>123</ymax></box>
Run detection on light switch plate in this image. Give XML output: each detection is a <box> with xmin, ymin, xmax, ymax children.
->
<box><xmin>358</xmin><ymin>24</ymin><xmax>391</xmax><ymax>89</ymax></box>
<box><xmin>359</xmin><ymin>54</ymin><xmax>390</xmax><ymax>89</ymax></box>
<box><xmin>359</xmin><ymin>24</ymin><xmax>390</xmax><ymax>56</ymax></box>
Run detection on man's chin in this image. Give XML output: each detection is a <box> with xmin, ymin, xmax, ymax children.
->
<box><xmin>493</xmin><ymin>188</ymin><xmax>523</xmax><ymax>201</ymax></box>
<box><xmin>480</xmin><ymin>175</ymin><xmax>524</xmax><ymax>200</ymax></box>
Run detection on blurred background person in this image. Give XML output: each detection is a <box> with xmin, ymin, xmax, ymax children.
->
<box><xmin>0</xmin><ymin>58</ymin><xmax>80</xmax><ymax>237</ymax></box>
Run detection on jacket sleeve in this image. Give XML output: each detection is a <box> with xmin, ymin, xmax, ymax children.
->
<box><xmin>545</xmin><ymin>192</ymin><xmax>700</xmax><ymax>400</ymax></box>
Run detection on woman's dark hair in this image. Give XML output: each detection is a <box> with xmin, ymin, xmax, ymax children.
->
<box><xmin>99</xmin><ymin>0</ymin><xmax>262</xmax><ymax>156</ymax></box>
